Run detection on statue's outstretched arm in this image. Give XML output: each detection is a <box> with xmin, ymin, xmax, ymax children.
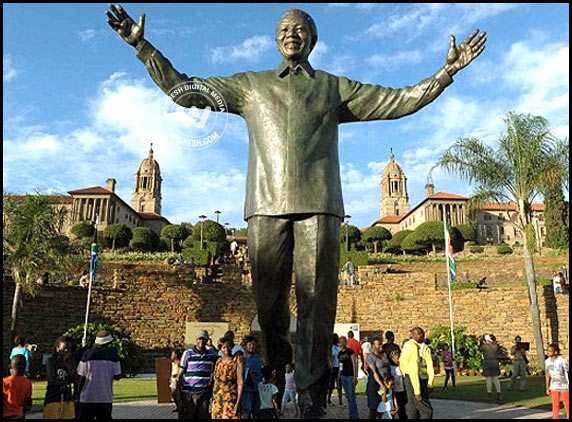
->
<box><xmin>106</xmin><ymin>4</ymin><xmax>146</xmax><ymax>49</ymax></box>
<box><xmin>444</xmin><ymin>29</ymin><xmax>487</xmax><ymax>77</ymax></box>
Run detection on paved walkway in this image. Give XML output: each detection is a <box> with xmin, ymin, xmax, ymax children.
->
<box><xmin>27</xmin><ymin>396</ymin><xmax>553</xmax><ymax>419</ymax></box>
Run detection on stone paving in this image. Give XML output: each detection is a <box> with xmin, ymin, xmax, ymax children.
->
<box><xmin>27</xmin><ymin>395</ymin><xmax>554</xmax><ymax>419</ymax></box>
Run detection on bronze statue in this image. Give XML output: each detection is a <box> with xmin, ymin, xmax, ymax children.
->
<box><xmin>107</xmin><ymin>5</ymin><xmax>486</xmax><ymax>418</ymax></box>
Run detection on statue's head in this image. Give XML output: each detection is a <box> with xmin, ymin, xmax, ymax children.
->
<box><xmin>275</xmin><ymin>9</ymin><xmax>318</xmax><ymax>63</ymax></box>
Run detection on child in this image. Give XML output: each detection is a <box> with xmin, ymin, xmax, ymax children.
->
<box><xmin>388</xmin><ymin>349</ymin><xmax>407</xmax><ymax>420</ymax></box>
<box><xmin>257</xmin><ymin>365</ymin><xmax>279</xmax><ymax>419</ymax></box>
<box><xmin>280</xmin><ymin>363</ymin><xmax>298</xmax><ymax>417</ymax></box>
<box><xmin>169</xmin><ymin>348</ymin><xmax>183</xmax><ymax>413</ymax></box>
<box><xmin>545</xmin><ymin>343</ymin><xmax>569</xmax><ymax>419</ymax></box>
<box><xmin>3</xmin><ymin>354</ymin><xmax>33</xmax><ymax>419</ymax></box>
<box><xmin>376</xmin><ymin>375</ymin><xmax>398</xmax><ymax>420</ymax></box>
<box><xmin>441</xmin><ymin>344</ymin><xmax>456</xmax><ymax>389</ymax></box>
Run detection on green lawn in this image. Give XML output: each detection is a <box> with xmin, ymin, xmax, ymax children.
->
<box><xmin>31</xmin><ymin>374</ymin><xmax>551</xmax><ymax>414</ymax></box>
<box><xmin>30</xmin><ymin>378</ymin><xmax>158</xmax><ymax>414</ymax></box>
<box><xmin>356</xmin><ymin>373</ymin><xmax>551</xmax><ymax>412</ymax></box>
<box><xmin>428</xmin><ymin>373</ymin><xmax>551</xmax><ymax>412</ymax></box>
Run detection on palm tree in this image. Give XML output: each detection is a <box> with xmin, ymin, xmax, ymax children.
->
<box><xmin>432</xmin><ymin>111</ymin><xmax>568</xmax><ymax>368</ymax></box>
<box><xmin>3</xmin><ymin>192</ymin><xmax>75</xmax><ymax>332</ymax></box>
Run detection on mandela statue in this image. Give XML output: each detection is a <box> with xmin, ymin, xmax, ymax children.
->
<box><xmin>107</xmin><ymin>5</ymin><xmax>485</xmax><ymax>418</ymax></box>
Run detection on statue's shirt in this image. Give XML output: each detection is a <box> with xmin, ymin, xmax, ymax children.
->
<box><xmin>137</xmin><ymin>41</ymin><xmax>452</xmax><ymax>220</ymax></box>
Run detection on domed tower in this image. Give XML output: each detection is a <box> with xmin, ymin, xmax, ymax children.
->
<box><xmin>379</xmin><ymin>149</ymin><xmax>410</xmax><ymax>218</ymax></box>
<box><xmin>131</xmin><ymin>143</ymin><xmax>162</xmax><ymax>214</ymax></box>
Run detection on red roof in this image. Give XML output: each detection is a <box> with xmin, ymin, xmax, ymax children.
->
<box><xmin>427</xmin><ymin>191</ymin><xmax>469</xmax><ymax>200</ymax></box>
<box><xmin>480</xmin><ymin>202</ymin><xmax>545</xmax><ymax>212</ymax></box>
<box><xmin>138</xmin><ymin>212</ymin><xmax>165</xmax><ymax>220</ymax></box>
<box><xmin>370</xmin><ymin>215</ymin><xmax>404</xmax><ymax>227</ymax></box>
<box><xmin>68</xmin><ymin>186</ymin><xmax>112</xmax><ymax>195</ymax></box>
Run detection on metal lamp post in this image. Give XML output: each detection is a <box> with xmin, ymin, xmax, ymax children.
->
<box><xmin>214</xmin><ymin>210</ymin><xmax>221</xmax><ymax>224</ymax></box>
<box><xmin>199</xmin><ymin>214</ymin><xmax>207</xmax><ymax>249</ymax></box>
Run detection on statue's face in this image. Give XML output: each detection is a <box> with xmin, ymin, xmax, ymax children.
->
<box><xmin>276</xmin><ymin>12</ymin><xmax>313</xmax><ymax>62</ymax></box>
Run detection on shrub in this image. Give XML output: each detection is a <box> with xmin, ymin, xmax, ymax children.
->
<box><xmin>64</xmin><ymin>322</ymin><xmax>143</xmax><ymax>377</ymax></box>
<box><xmin>469</xmin><ymin>245</ymin><xmax>484</xmax><ymax>254</ymax></box>
<box><xmin>427</xmin><ymin>325</ymin><xmax>482</xmax><ymax>370</ymax></box>
<box><xmin>496</xmin><ymin>243</ymin><xmax>513</xmax><ymax>255</ymax></box>
<box><xmin>181</xmin><ymin>248</ymin><xmax>211</xmax><ymax>266</ymax></box>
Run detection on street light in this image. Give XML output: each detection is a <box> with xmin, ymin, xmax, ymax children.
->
<box><xmin>199</xmin><ymin>215</ymin><xmax>207</xmax><ymax>249</ymax></box>
<box><xmin>344</xmin><ymin>214</ymin><xmax>352</xmax><ymax>252</ymax></box>
<box><xmin>214</xmin><ymin>210</ymin><xmax>221</xmax><ymax>224</ymax></box>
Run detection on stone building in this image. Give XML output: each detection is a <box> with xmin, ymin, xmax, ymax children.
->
<box><xmin>370</xmin><ymin>151</ymin><xmax>546</xmax><ymax>246</ymax></box>
<box><xmin>66</xmin><ymin>145</ymin><xmax>169</xmax><ymax>236</ymax></box>
<box><xmin>6</xmin><ymin>145</ymin><xmax>170</xmax><ymax>237</ymax></box>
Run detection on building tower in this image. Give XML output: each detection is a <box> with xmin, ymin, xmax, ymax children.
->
<box><xmin>379</xmin><ymin>148</ymin><xmax>410</xmax><ymax>218</ymax></box>
<box><xmin>131</xmin><ymin>143</ymin><xmax>162</xmax><ymax>214</ymax></box>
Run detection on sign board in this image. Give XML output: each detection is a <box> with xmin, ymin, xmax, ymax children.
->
<box><xmin>185</xmin><ymin>322</ymin><xmax>230</xmax><ymax>349</ymax></box>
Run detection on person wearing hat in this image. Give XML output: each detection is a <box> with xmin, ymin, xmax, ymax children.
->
<box><xmin>176</xmin><ymin>329</ymin><xmax>219</xmax><ymax>418</ymax></box>
<box><xmin>76</xmin><ymin>330</ymin><xmax>122</xmax><ymax>419</ymax></box>
<box><xmin>507</xmin><ymin>335</ymin><xmax>528</xmax><ymax>391</ymax></box>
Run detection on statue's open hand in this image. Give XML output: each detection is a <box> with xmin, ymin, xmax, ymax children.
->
<box><xmin>106</xmin><ymin>4</ymin><xmax>145</xmax><ymax>47</ymax></box>
<box><xmin>445</xmin><ymin>29</ymin><xmax>486</xmax><ymax>77</ymax></box>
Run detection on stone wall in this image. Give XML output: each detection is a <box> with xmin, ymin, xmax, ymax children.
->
<box><xmin>3</xmin><ymin>255</ymin><xmax>568</xmax><ymax>375</ymax></box>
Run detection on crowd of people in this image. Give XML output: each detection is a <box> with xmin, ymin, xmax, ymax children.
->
<box><xmin>4</xmin><ymin>331</ymin><xmax>121</xmax><ymax>419</ymax></box>
<box><xmin>4</xmin><ymin>327</ymin><xmax>569</xmax><ymax>419</ymax></box>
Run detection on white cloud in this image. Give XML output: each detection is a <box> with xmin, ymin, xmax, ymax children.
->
<box><xmin>308</xmin><ymin>41</ymin><xmax>352</xmax><ymax>75</ymax></box>
<box><xmin>3</xmin><ymin>72</ymin><xmax>250</xmax><ymax>227</ymax></box>
<box><xmin>3</xmin><ymin>55</ymin><xmax>18</xmax><ymax>82</ymax></box>
<box><xmin>78</xmin><ymin>29</ymin><xmax>97</xmax><ymax>42</ymax></box>
<box><xmin>328</xmin><ymin>3</ymin><xmax>376</xmax><ymax>10</ymax></box>
<box><xmin>502</xmin><ymin>42</ymin><xmax>569</xmax><ymax>135</ymax></box>
<box><xmin>360</xmin><ymin>3</ymin><xmax>523</xmax><ymax>45</ymax></box>
<box><xmin>210</xmin><ymin>35</ymin><xmax>274</xmax><ymax>64</ymax></box>
<box><xmin>366</xmin><ymin>50</ymin><xmax>422</xmax><ymax>70</ymax></box>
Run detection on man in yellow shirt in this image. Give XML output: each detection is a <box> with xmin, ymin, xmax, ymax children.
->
<box><xmin>399</xmin><ymin>327</ymin><xmax>433</xmax><ymax>419</ymax></box>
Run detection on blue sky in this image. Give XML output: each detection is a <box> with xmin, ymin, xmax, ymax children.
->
<box><xmin>3</xmin><ymin>3</ymin><xmax>569</xmax><ymax>230</ymax></box>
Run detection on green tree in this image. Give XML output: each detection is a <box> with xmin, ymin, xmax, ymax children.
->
<box><xmin>234</xmin><ymin>227</ymin><xmax>248</xmax><ymax>236</ymax></box>
<box><xmin>400</xmin><ymin>230</ymin><xmax>428</xmax><ymax>255</ymax></box>
<box><xmin>432</xmin><ymin>111</ymin><xmax>568</xmax><ymax>368</ymax></box>
<box><xmin>411</xmin><ymin>221</ymin><xmax>446</xmax><ymax>254</ymax></box>
<box><xmin>450</xmin><ymin>226</ymin><xmax>464</xmax><ymax>253</ymax></box>
<box><xmin>543</xmin><ymin>185</ymin><xmax>569</xmax><ymax>249</ymax></box>
<box><xmin>3</xmin><ymin>192</ymin><xmax>75</xmax><ymax>331</ymax></box>
<box><xmin>192</xmin><ymin>220</ymin><xmax>227</xmax><ymax>256</ymax></box>
<box><xmin>525</xmin><ymin>223</ymin><xmax>537</xmax><ymax>254</ymax></box>
<box><xmin>361</xmin><ymin>226</ymin><xmax>392</xmax><ymax>253</ymax></box>
<box><xmin>385</xmin><ymin>230</ymin><xmax>413</xmax><ymax>254</ymax></box>
<box><xmin>71</xmin><ymin>221</ymin><xmax>95</xmax><ymax>239</ymax></box>
<box><xmin>340</xmin><ymin>224</ymin><xmax>361</xmax><ymax>251</ymax></box>
<box><xmin>103</xmin><ymin>224</ymin><xmax>133</xmax><ymax>251</ymax></box>
<box><xmin>130</xmin><ymin>227</ymin><xmax>160</xmax><ymax>252</ymax></box>
<box><xmin>456</xmin><ymin>223</ymin><xmax>476</xmax><ymax>243</ymax></box>
<box><xmin>161</xmin><ymin>224</ymin><xmax>188</xmax><ymax>252</ymax></box>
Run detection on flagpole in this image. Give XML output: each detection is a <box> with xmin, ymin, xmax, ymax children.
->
<box><xmin>443</xmin><ymin>213</ymin><xmax>457</xmax><ymax>370</ymax></box>
<box><xmin>82</xmin><ymin>214</ymin><xmax>98</xmax><ymax>347</ymax></box>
